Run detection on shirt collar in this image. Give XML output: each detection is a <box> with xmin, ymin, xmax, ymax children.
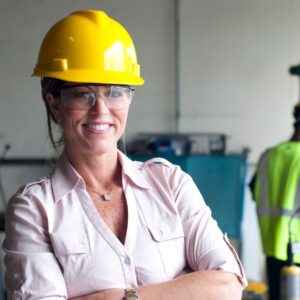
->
<box><xmin>118</xmin><ymin>150</ymin><xmax>152</xmax><ymax>190</ymax></box>
<box><xmin>51</xmin><ymin>153</ymin><xmax>85</xmax><ymax>202</ymax></box>
<box><xmin>51</xmin><ymin>151</ymin><xmax>151</xmax><ymax>202</ymax></box>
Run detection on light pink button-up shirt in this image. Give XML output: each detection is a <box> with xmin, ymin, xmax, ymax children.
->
<box><xmin>3</xmin><ymin>151</ymin><xmax>247</xmax><ymax>299</ymax></box>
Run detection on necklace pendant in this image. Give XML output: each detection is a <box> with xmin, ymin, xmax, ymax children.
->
<box><xmin>102</xmin><ymin>193</ymin><xmax>111</xmax><ymax>201</ymax></box>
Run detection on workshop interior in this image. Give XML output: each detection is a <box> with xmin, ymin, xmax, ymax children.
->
<box><xmin>1</xmin><ymin>0</ymin><xmax>300</xmax><ymax>299</ymax></box>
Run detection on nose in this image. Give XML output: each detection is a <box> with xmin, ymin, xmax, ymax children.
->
<box><xmin>90</xmin><ymin>95</ymin><xmax>110</xmax><ymax>114</ymax></box>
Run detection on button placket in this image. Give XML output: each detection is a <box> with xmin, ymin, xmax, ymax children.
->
<box><xmin>124</xmin><ymin>256</ymin><xmax>131</xmax><ymax>265</ymax></box>
<box><xmin>122</xmin><ymin>253</ymin><xmax>137</xmax><ymax>287</ymax></box>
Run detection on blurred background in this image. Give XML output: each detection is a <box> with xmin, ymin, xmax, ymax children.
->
<box><xmin>1</xmin><ymin>0</ymin><xmax>300</xmax><ymax>298</ymax></box>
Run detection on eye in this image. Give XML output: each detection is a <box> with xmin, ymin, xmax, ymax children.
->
<box><xmin>110</xmin><ymin>87</ymin><xmax>131</xmax><ymax>99</ymax></box>
<box><xmin>110</xmin><ymin>90</ymin><xmax>123</xmax><ymax>99</ymax></box>
<box><xmin>72</xmin><ymin>91</ymin><xmax>94</xmax><ymax>100</ymax></box>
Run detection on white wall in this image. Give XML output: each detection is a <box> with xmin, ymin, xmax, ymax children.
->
<box><xmin>180</xmin><ymin>0</ymin><xmax>300</xmax><ymax>163</ymax></box>
<box><xmin>1</xmin><ymin>0</ymin><xmax>300</xmax><ymax>285</ymax></box>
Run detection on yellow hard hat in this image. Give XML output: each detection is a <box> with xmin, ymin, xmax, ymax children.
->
<box><xmin>32</xmin><ymin>10</ymin><xmax>144</xmax><ymax>86</ymax></box>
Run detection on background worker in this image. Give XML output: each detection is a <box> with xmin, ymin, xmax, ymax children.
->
<box><xmin>3</xmin><ymin>10</ymin><xmax>247</xmax><ymax>299</ymax></box>
<box><xmin>250</xmin><ymin>103</ymin><xmax>300</xmax><ymax>300</ymax></box>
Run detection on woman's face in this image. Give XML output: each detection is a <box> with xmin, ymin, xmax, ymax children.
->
<box><xmin>46</xmin><ymin>83</ymin><xmax>132</xmax><ymax>157</ymax></box>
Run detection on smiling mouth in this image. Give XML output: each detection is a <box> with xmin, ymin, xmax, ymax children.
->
<box><xmin>85</xmin><ymin>124</ymin><xmax>110</xmax><ymax>131</ymax></box>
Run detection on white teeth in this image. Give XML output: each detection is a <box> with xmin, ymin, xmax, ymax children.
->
<box><xmin>87</xmin><ymin>124</ymin><xmax>110</xmax><ymax>131</ymax></box>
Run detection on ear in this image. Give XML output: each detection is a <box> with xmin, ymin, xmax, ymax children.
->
<box><xmin>46</xmin><ymin>93</ymin><xmax>62</xmax><ymax>123</ymax></box>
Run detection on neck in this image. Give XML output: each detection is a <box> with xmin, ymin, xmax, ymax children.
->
<box><xmin>65</xmin><ymin>148</ymin><xmax>121</xmax><ymax>191</ymax></box>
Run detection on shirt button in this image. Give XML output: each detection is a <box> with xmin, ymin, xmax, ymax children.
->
<box><xmin>124</xmin><ymin>256</ymin><xmax>131</xmax><ymax>265</ymax></box>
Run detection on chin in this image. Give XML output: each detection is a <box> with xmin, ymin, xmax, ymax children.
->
<box><xmin>90</xmin><ymin>143</ymin><xmax>117</xmax><ymax>155</ymax></box>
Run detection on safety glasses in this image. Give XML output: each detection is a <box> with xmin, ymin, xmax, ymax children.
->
<box><xmin>59</xmin><ymin>84</ymin><xmax>135</xmax><ymax>110</ymax></box>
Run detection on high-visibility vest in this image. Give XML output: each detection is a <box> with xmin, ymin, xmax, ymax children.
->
<box><xmin>254</xmin><ymin>142</ymin><xmax>300</xmax><ymax>262</ymax></box>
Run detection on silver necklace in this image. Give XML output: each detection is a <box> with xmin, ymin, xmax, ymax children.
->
<box><xmin>86</xmin><ymin>186</ymin><xmax>113</xmax><ymax>201</ymax></box>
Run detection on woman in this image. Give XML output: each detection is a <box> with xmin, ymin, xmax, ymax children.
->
<box><xmin>3</xmin><ymin>10</ymin><xmax>247</xmax><ymax>300</ymax></box>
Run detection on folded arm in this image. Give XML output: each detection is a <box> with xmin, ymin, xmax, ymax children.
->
<box><xmin>71</xmin><ymin>270</ymin><xmax>243</xmax><ymax>300</ymax></box>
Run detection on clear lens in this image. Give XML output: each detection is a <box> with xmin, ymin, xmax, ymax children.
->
<box><xmin>60</xmin><ymin>85</ymin><xmax>133</xmax><ymax>110</ymax></box>
<box><xmin>61</xmin><ymin>87</ymin><xmax>95</xmax><ymax>110</ymax></box>
<box><xmin>106</xmin><ymin>86</ymin><xmax>133</xmax><ymax>109</ymax></box>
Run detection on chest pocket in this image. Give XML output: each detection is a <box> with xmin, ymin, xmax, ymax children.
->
<box><xmin>147</xmin><ymin>216</ymin><xmax>186</xmax><ymax>277</ymax></box>
<box><xmin>50</xmin><ymin>231</ymin><xmax>92</xmax><ymax>284</ymax></box>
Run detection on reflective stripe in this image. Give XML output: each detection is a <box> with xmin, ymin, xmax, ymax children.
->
<box><xmin>256</xmin><ymin>150</ymin><xmax>300</xmax><ymax>219</ymax></box>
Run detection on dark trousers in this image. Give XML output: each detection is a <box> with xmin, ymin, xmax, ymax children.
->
<box><xmin>266</xmin><ymin>257</ymin><xmax>286</xmax><ymax>300</ymax></box>
<box><xmin>266</xmin><ymin>256</ymin><xmax>300</xmax><ymax>300</ymax></box>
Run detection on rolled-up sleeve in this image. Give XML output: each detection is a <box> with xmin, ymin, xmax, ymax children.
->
<box><xmin>3</xmin><ymin>189</ymin><xmax>67</xmax><ymax>299</ymax></box>
<box><xmin>169</xmin><ymin>165</ymin><xmax>247</xmax><ymax>286</ymax></box>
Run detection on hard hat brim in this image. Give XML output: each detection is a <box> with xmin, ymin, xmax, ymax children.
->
<box><xmin>32</xmin><ymin>69</ymin><xmax>145</xmax><ymax>86</ymax></box>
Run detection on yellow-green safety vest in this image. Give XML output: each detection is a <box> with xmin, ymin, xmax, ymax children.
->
<box><xmin>254</xmin><ymin>142</ymin><xmax>300</xmax><ymax>262</ymax></box>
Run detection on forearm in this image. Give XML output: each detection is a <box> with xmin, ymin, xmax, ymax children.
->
<box><xmin>137</xmin><ymin>270</ymin><xmax>243</xmax><ymax>300</ymax></box>
<box><xmin>71</xmin><ymin>270</ymin><xmax>243</xmax><ymax>300</ymax></box>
